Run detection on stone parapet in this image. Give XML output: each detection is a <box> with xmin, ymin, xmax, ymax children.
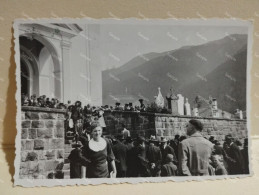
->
<box><xmin>103</xmin><ymin>111</ymin><xmax>247</xmax><ymax>144</ymax></box>
<box><xmin>20</xmin><ymin>106</ymin><xmax>66</xmax><ymax>179</ymax></box>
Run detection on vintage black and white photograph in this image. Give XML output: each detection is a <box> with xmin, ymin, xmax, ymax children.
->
<box><xmin>14</xmin><ymin>19</ymin><xmax>252</xmax><ymax>186</ymax></box>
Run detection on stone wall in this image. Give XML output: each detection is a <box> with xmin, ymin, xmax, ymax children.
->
<box><xmin>103</xmin><ymin>111</ymin><xmax>156</xmax><ymax>138</ymax></box>
<box><xmin>20</xmin><ymin>106</ymin><xmax>66</xmax><ymax>179</ymax></box>
<box><xmin>154</xmin><ymin>114</ymin><xmax>247</xmax><ymax>144</ymax></box>
<box><xmin>104</xmin><ymin>111</ymin><xmax>248</xmax><ymax>144</ymax></box>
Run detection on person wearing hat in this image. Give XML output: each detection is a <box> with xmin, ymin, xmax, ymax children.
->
<box><xmin>139</xmin><ymin>99</ymin><xmax>146</xmax><ymax>112</ymax></box>
<box><xmin>223</xmin><ymin>134</ymin><xmax>245</xmax><ymax>175</ymax></box>
<box><xmin>134</xmin><ymin>136</ymin><xmax>151</xmax><ymax>177</ymax></box>
<box><xmin>213</xmin><ymin>140</ymin><xmax>224</xmax><ymax>156</ymax></box>
<box><xmin>115</xmin><ymin>102</ymin><xmax>122</xmax><ymax>111</ymax></box>
<box><xmin>68</xmin><ymin>141</ymin><xmax>90</xmax><ymax>178</ymax></box>
<box><xmin>112</xmin><ymin>134</ymin><xmax>128</xmax><ymax>178</ymax></box>
<box><xmin>128</xmin><ymin>102</ymin><xmax>134</xmax><ymax>111</ymax></box>
<box><xmin>178</xmin><ymin>119</ymin><xmax>214</xmax><ymax>176</ymax></box>
<box><xmin>170</xmin><ymin>135</ymin><xmax>180</xmax><ymax>161</ymax></box>
<box><xmin>160</xmin><ymin>137</ymin><xmax>177</xmax><ymax>165</ymax></box>
<box><xmin>160</xmin><ymin>154</ymin><xmax>178</xmax><ymax>177</ymax></box>
<box><xmin>146</xmin><ymin>135</ymin><xmax>162</xmax><ymax>177</ymax></box>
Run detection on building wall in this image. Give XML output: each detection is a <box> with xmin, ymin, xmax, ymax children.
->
<box><xmin>69</xmin><ymin>24</ymin><xmax>103</xmax><ymax>106</ymax></box>
<box><xmin>20</xmin><ymin>107</ymin><xmax>66</xmax><ymax>179</ymax></box>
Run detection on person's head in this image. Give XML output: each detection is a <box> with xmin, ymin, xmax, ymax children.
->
<box><xmin>186</xmin><ymin>119</ymin><xmax>203</xmax><ymax>136</ymax></box>
<box><xmin>174</xmin><ymin>134</ymin><xmax>180</xmax><ymax>141</ymax></box>
<box><xmin>160</xmin><ymin>137</ymin><xmax>168</xmax><ymax>147</ymax></box>
<box><xmin>225</xmin><ymin>134</ymin><xmax>233</xmax><ymax>145</ymax></box>
<box><xmin>90</xmin><ymin>121</ymin><xmax>102</xmax><ymax>141</ymax></box>
<box><xmin>149</xmin><ymin>135</ymin><xmax>157</xmax><ymax>146</ymax></box>
<box><xmin>165</xmin><ymin>154</ymin><xmax>175</xmax><ymax>163</ymax></box>
<box><xmin>137</xmin><ymin>136</ymin><xmax>146</xmax><ymax>147</ymax></box>
<box><xmin>214</xmin><ymin>140</ymin><xmax>221</xmax><ymax>146</ymax></box>
<box><xmin>209</xmin><ymin>136</ymin><xmax>215</xmax><ymax>143</ymax></box>
<box><xmin>121</xmin><ymin>123</ymin><xmax>126</xmax><ymax>129</ymax></box>
<box><xmin>126</xmin><ymin>136</ymin><xmax>133</xmax><ymax>144</ymax></box>
<box><xmin>211</xmin><ymin>155</ymin><xmax>223</xmax><ymax>168</ymax></box>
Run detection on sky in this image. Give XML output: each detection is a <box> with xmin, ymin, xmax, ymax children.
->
<box><xmin>84</xmin><ymin>23</ymin><xmax>248</xmax><ymax>70</ymax></box>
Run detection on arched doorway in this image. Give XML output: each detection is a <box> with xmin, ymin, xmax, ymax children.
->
<box><xmin>21</xmin><ymin>60</ymin><xmax>30</xmax><ymax>96</ymax></box>
<box><xmin>19</xmin><ymin>34</ymin><xmax>62</xmax><ymax>100</ymax></box>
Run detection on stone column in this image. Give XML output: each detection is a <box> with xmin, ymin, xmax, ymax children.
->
<box><xmin>60</xmin><ymin>41</ymin><xmax>71</xmax><ymax>103</ymax></box>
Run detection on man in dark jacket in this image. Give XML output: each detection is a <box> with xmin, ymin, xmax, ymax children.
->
<box><xmin>160</xmin><ymin>137</ymin><xmax>177</xmax><ymax>165</ymax></box>
<box><xmin>135</xmin><ymin>136</ymin><xmax>151</xmax><ymax>177</ymax></box>
<box><xmin>224</xmin><ymin>135</ymin><xmax>245</xmax><ymax>175</ymax></box>
<box><xmin>112</xmin><ymin>135</ymin><xmax>128</xmax><ymax>177</ymax></box>
<box><xmin>146</xmin><ymin>136</ymin><xmax>162</xmax><ymax>177</ymax></box>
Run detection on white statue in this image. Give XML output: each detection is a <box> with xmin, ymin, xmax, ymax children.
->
<box><xmin>185</xmin><ymin>98</ymin><xmax>191</xmax><ymax>116</ymax></box>
<box><xmin>155</xmin><ymin>87</ymin><xmax>164</xmax><ymax>108</ymax></box>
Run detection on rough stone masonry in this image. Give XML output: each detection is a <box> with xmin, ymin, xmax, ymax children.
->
<box><xmin>20</xmin><ymin>106</ymin><xmax>66</xmax><ymax>179</ymax></box>
<box><xmin>104</xmin><ymin>111</ymin><xmax>248</xmax><ymax>145</ymax></box>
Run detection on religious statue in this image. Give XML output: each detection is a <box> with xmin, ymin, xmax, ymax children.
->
<box><xmin>166</xmin><ymin>85</ymin><xmax>179</xmax><ymax>114</ymax></box>
<box><xmin>155</xmin><ymin>87</ymin><xmax>165</xmax><ymax>108</ymax></box>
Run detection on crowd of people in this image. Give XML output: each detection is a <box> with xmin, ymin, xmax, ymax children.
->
<box><xmin>21</xmin><ymin>94</ymin><xmax>147</xmax><ymax>112</ymax></box>
<box><xmin>68</xmin><ymin>119</ymin><xmax>249</xmax><ymax>178</ymax></box>
<box><xmin>21</xmin><ymin>95</ymin><xmax>249</xmax><ymax>178</ymax></box>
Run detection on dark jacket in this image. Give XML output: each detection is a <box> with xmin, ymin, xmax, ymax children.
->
<box><xmin>146</xmin><ymin>144</ymin><xmax>162</xmax><ymax>176</ymax></box>
<box><xmin>68</xmin><ymin>148</ymin><xmax>90</xmax><ymax>178</ymax></box>
<box><xmin>112</xmin><ymin>141</ymin><xmax>127</xmax><ymax>177</ymax></box>
<box><xmin>161</xmin><ymin>162</ymin><xmax>178</xmax><ymax>177</ymax></box>
<box><xmin>215</xmin><ymin>164</ymin><xmax>228</xmax><ymax>175</ymax></box>
<box><xmin>136</xmin><ymin>145</ymin><xmax>151</xmax><ymax>177</ymax></box>
<box><xmin>242</xmin><ymin>147</ymin><xmax>249</xmax><ymax>174</ymax></box>
<box><xmin>224</xmin><ymin>143</ymin><xmax>245</xmax><ymax>175</ymax></box>
<box><xmin>126</xmin><ymin>146</ymin><xmax>138</xmax><ymax>177</ymax></box>
<box><xmin>160</xmin><ymin>145</ymin><xmax>176</xmax><ymax>165</ymax></box>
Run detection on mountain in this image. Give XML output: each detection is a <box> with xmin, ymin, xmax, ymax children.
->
<box><xmin>181</xmin><ymin>45</ymin><xmax>247</xmax><ymax>113</ymax></box>
<box><xmin>102</xmin><ymin>34</ymin><xmax>247</xmax><ymax>113</ymax></box>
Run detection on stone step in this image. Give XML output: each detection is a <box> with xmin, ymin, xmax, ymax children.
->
<box><xmin>63</xmin><ymin>170</ymin><xmax>70</xmax><ymax>178</ymax></box>
<box><xmin>63</xmin><ymin>163</ymin><xmax>70</xmax><ymax>170</ymax></box>
<box><xmin>64</xmin><ymin>175</ymin><xmax>70</xmax><ymax>179</ymax></box>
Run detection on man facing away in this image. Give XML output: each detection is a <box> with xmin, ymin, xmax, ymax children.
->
<box><xmin>112</xmin><ymin>135</ymin><xmax>128</xmax><ymax>178</ymax></box>
<box><xmin>178</xmin><ymin>119</ymin><xmax>214</xmax><ymax>176</ymax></box>
<box><xmin>121</xmin><ymin>123</ymin><xmax>130</xmax><ymax>139</ymax></box>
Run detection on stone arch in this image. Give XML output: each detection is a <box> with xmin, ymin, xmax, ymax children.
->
<box><xmin>20</xmin><ymin>45</ymin><xmax>39</xmax><ymax>96</ymax></box>
<box><xmin>19</xmin><ymin>33</ymin><xmax>63</xmax><ymax>100</ymax></box>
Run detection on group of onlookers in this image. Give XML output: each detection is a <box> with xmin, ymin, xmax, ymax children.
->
<box><xmin>68</xmin><ymin>118</ymin><xmax>249</xmax><ymax>178</ymax></box>
<box><xmin>22</xmin><ymin>96</ymin><xmax>249</xmax><ymax>178</ymax></box>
